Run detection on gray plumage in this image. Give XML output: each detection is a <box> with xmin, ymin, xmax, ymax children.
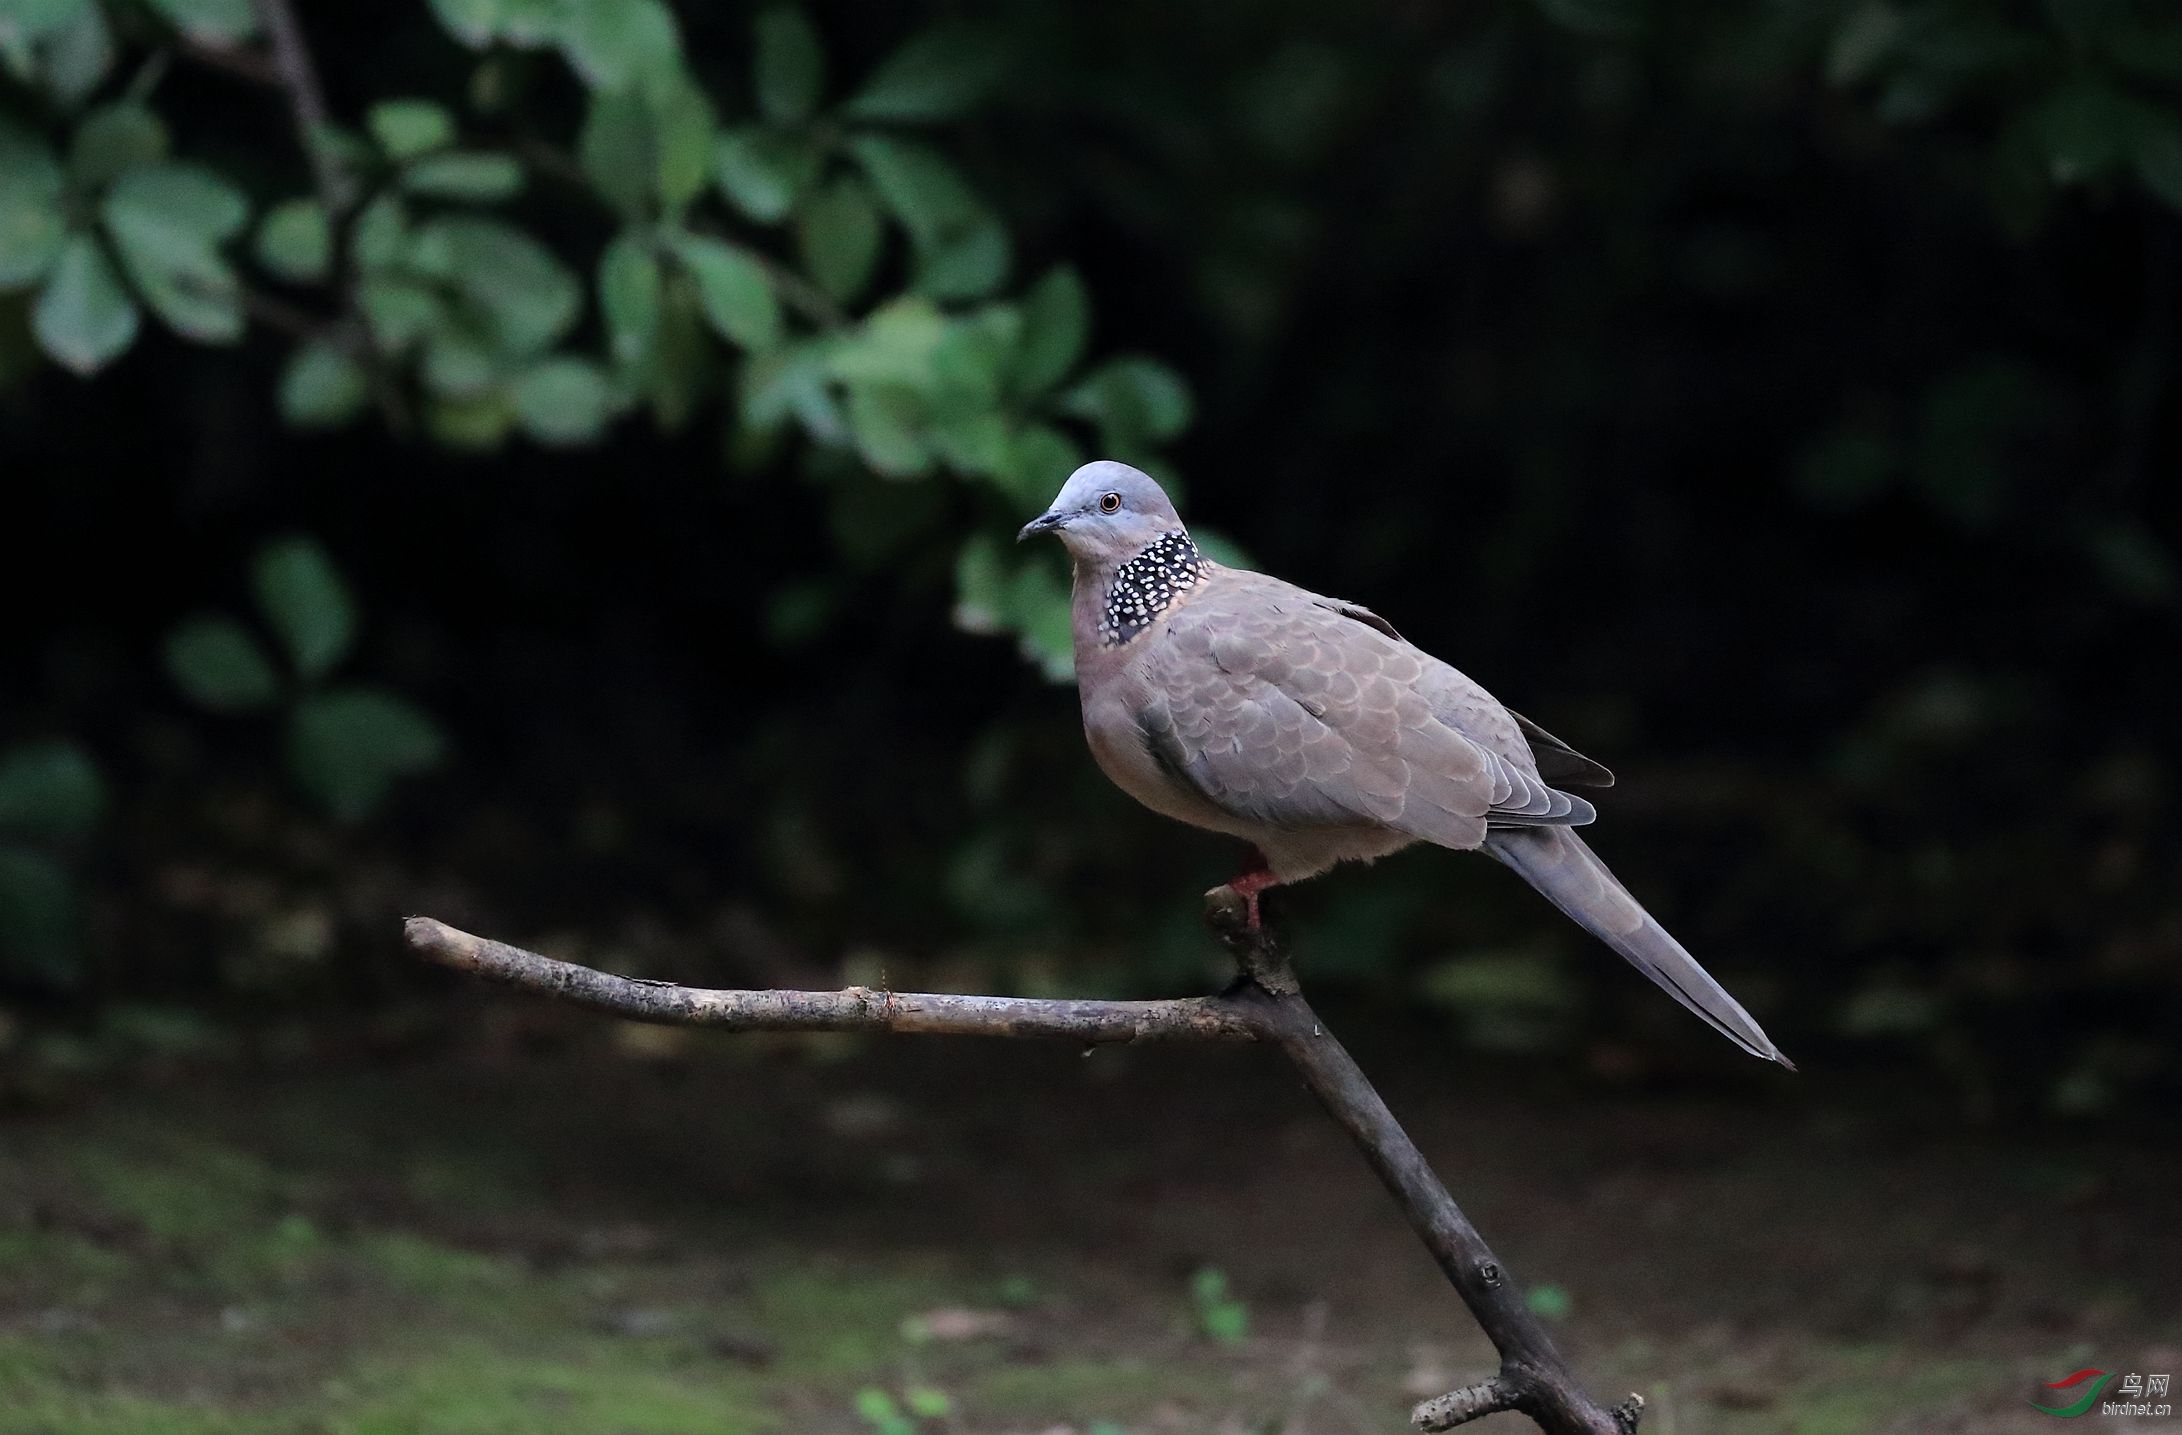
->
<box><xmin>1020</xmin><ymin>461</ymin><xmax>1790</xmax><ymax>1067</ymax></box>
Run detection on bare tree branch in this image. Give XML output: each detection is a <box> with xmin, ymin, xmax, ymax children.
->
<box><xmin>251</xmin><ymin>0</ymin><xmax>356</xmax><ymax>219</ymax></box>
<box><xmin>406</xmin><ymin>917</ymin><xmax>1265</xmax><ymax>1044</ymax></box>
<box><xmin>403</xmin><ymin>890</ymin><xmax>1649</xmax><ymax>1435</ymax></box>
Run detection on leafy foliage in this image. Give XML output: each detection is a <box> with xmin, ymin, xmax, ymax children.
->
<box><xmin>0</xmin><ymin>740</ymin><xmax>103</xmax><ymax>987</ymax></box>
<box><xmin>0</xmin><ymin>1</ymin><xmax>1196</xmax><ymax>670</ymax></box>
<box><xmin>163</xmin><ymin>537</ymin><xmax>445</xmax><ymax>821</ymax></box>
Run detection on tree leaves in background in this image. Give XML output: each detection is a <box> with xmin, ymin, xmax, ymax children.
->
<box><xmin>513</xmin><ymin>356</ymin><xmax>613</xmax><ymax>444</ymax></box>
<box><xmin>597</xmin><ymin>232</ymin><xmax>661</xmax><ymax>370</ymax></box>
<box><xmin>672</xmin><ymin>233</ymin><xmax>781</xmax><ymax>351</ymax></box>
<box><xmin>0</xmin><ymin>125</ymin><xmax>67</xmax><ymax>289</ymax></box>
<box><xmin>255</xmin><ymin>199</ymin><xmax>330</xmax><ymax>283</ymax></box>
<box><xmin>253</xmin><ymin>536</ymin><xmax>357</xmax><ymax>683</ymax></box>
<box><xmin>1014</xmin><ymin>266</ymin><xmax>1088</xmax><ymax>397</ymax></box>
<box><xmin>0</xmin><ymin>742</ymin><xmax>104</xmax><ymax>840</ymax></box>
<box><xmin>422</xmin><ymin>216</ymin><xmax>579</xmax><ymax>355</ymax></box>
<box><xmin>367</xmin><ymin>99</ymin><xmax>455</xmax><ymax>159</ymax></box>
<box><xmin>164</xmin><ymin>616</ymin><xmax>279</xmax><ymax>712</ymax></box>
<box><xmin>142</xmin><ymin>0</ymin><xmax>258</xmax><ymax>45</ymax></box>
<box><xmin>32</xmin><ymin>236</ymin><xmax>137</xmax><ymax>374</ymax></box>
<box><xmin>1062</xmin><ymin>357</ymin><xmax>1192</xmax><ymax>449</ymax></box>
<box><xmin>796</xmin><ymin>175</ymin><xmax>883</xmax><ymax>304</ymax></box>
<box><xmin>0</xmin><ymin>847</ymin><xmax>81</xmax><ymax>987</ymax></box>
<box><xmin>101</xmin><ymin>163</ymin><xmax>249</xmax><ymax>343</ymax></box>
<box><xmin>278</xmin><ymin>341</ymin><xmax>368</xmax><ymax>427</ymax></box>
<box><xmin>286</xmin><ymin>688</ymin><xmax>446</xmax><ymax>822</ymax></box>
<box><xmin>844</xmin><ymin>21</ymin><xmax>1005</xmax><ymax>124</ymax></box>
<box><xmin>401</xmin><ymin>152</ymin><xmax>525</xmax><ymax>202</ymax></box>
<box><xmin>67</xmin><ymin>103</ymin><xmax>168</xmax><ymax>189</ymax></box>
<box><xmin>713</xmin><ymin>127</ymin><xmax>817</xmax><ymax>223</ymax></box>
<box><xmin>753</xmin><ymin>8</ymin><xmax>825</xmax><ymax>125</ymax></box>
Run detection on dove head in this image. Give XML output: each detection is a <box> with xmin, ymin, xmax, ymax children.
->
<box><xmin>1016</xmin><ymin>461</ymin><xmax>1185</xmax><ymax>563</ymax></box>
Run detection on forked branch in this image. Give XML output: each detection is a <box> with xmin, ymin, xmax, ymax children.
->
<box><xmin>404</xmin><ymin>894</ymin><xmax>1643</xmax><ymax>1434</ymax></box>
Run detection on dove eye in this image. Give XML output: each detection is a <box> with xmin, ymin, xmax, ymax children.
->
<box><xmin>1099</xmin><ymin>492</ymin><xmax>1122</xmax><ymax>514</ymax></box>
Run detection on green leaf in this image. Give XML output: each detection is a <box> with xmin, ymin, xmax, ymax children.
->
<box><xmin>358</xmin><ymin>275</ymin><xmax>443</xmax><ymax>354</ymax></box>
<box><xmin>1063</xmin><ymin>357</ymin><xmax>1193</xmax><ymax>445</ymax></box>
<box><xmin>558</xmin><ymin>0</ymin><xmax>681</xmax><ymax>96</ymax></box>
<box><xmin>286</xmin><ymin>687</ymin><xmax>447</xmax><ymax>822</ymax></box>
<box><xmin>164</xmin><ymin>615</ymin><xmax>280</xmax><ymax>712</ymax></box>
<box><xmin>426</xmin><ymin>390</ymin><xmax>518</xmax><ymax>449</ymax></box>
<box><xmin>578</xmin><ymin>90</ymin><xmax>653</xmax><ymax>219</ymax></box>
<box><xmin>99</xmin><ymin>165</ymin><xmax>250</xmax><ymax>340</ymax></box>
<box><xmin>254</xmin><ymin>198</ymin><xmax>330</xmax><ymax>282</ymax></box>
<box><xmin>115</xmin><ymin>243</ymin><xmax>243</xmax><ymax>344</ymax></box>
<box><xmin>253</xmin><ymin>536</ymin><xmax>357</xmax><ymax>682</ymax></box>
<box><xmin>0</xmin><ymin>124</ymin><xmax>68</xmax><ymax>290</ymax></box>
<box><xmin>33</xmin><ymin>2</ymin><xmax>115</xmax><ymax>105</ymax></box>
<box><xmin>597</xmin><ymin>232</ymin><xmax>661</xmax><ymax>369</ymax></box>
<box><xmin>740</xmin><ymin>337</ymin><xmax>840</xmax><ymax>439</ymax></box>
<box><xmin>848</xmin><ymin>135</ymin><xmax>979</xmax><ymax>249</ymax></box>
<box><xmin>753</xmin><ymin>8</ymin><xmax>824</xmax><ymax>124</ymax></box>
<box><xmin>0</xmin><ymin>0</ymin><xmax>89</xmax><ymax>43</ymax></box>
<box><xmin>421</xmin><ymin>327</ymin><xmax>498</xmax><ymax>395</ymax></box>
<box><xmin>426</xmin><ymin>0</ymin><xmax>501</xmax><ymax>47</ymax></box>
<box><xmin>844</xmin><ymin>21</ymin><xmax>1004</xmax><ymax>123</ymax></box>
<box><xmin>427</xmin><ymin>216</ymin><xmax>581</xmax><ymax>355</ymax></box>
<box><xmin>2131</xmin><ymin>114</ymin><xmax>2182</xmax><ymax>212</ymax></box>
<box><xmin>827</xmin><ymin>296</ymin><xmax>947</xmax><ymax>389</ymax></box>
<box><xmin>795</xmin><ymin>175</ymin><xmax>883</xmax><ymax>304</ymax></box>
<box><xmin>400</xmin><ymin>152</ymin><xmax>525</xmax><ymax>201</ymax></box>
<box><xmin>845</xmin><ymin>382</ymin><xmax>931</xmax><ymax>477</ymax></box>
<box><xmin>1014</xmin><ymin>266</ymin><xmax>1088</xmax><ymax>396</ymax></box>
<box><xmin>2031</xmin><ymin>78</ymin><xmax>2139</xmax><ymax>183</ymax></box>
<box><xmin>713</xmin><ymin>126</ymin><xmax>817</xmax><ymax>223</ymax></box>
<box><xmin>67</xmin><ymin>103</ymin><xmax>168</xmax><ymax>188</ymax></box>
<box><xmin>651</xmin><ymin>76</ymin><xmax>715</xmax><ymax>212</ymax></box>
<box><xmin>0</xmin><ymin>847</ymin><xmax>81</xmax><ymax>988</ymax></box>
<box><xmin>368</xmin><ymin>99</ymin><xmax>455</xmax><ymax>160</ymax></box>
<box><xmin>1002</xmin><ymin>422</ymin><xmax>1083</xmax><ymax>508</ymax></box>
<box><xmin>513</xmin><ymin>356</ymin><xmax>613</xmax><ymax>445</ymax></box>
<box><xmin>671</xmin><ymin>233</ymin><xmax>781</xmax><ymax>351</ymax></box>
<box><xmin>0</xmin><ymin>742</ymin><xmax>104</xmax><ymax>839</ymax></box>
<box><xmin>349</xmin><ymin>194</ymin><xmax>408</xmax><ymax>272</ymax></box>
<box><xmin>142</xmin><ymin>0</ymin><xmax>257</xmax><ymax>43</ymax></box>
<box><xmin>278</xmin><ymin>341</ymin><xmax>369</xmax><ymax>427</ymax></box>
<box><xmin>914</xmin><ymin>216</ymin><xmax>1009</xmax><ymax>301</ymax></box>
<box><xmin>32</xmin><ymin>236</ymin><xmax>138</xmax><ymax>374</ymax></box>
<box><xmin>648</xmin><ymin>270</ymin><xmax>711</xmax><ymax>429</ymax></box>
<box><xmin>928</xmin><ymin>410</ymin><xmax>1010</xmax><ymax>475</ymax></box>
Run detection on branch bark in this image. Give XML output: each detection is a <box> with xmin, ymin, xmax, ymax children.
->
<box><xmin>250</xmin><ymin>0</ymin><xmax>356</xmax><ymax>219</ymax></box>
<box><xmin>403</xmin><ymin>895</ymin><xmax>1645</xmax><ymax>1434</ymax></box>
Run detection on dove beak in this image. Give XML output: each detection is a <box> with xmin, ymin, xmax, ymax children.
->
<box><xmin>1016</xmin><ymin>510</ymin><xmax>1064</xmax><ymax>541</ymax></box>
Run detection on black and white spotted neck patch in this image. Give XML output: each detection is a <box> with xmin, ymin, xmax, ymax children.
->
<box><xmin>1099</xmin><ymin>530</ymin><xmax>1207</xmax><ymax>646</ymax></box>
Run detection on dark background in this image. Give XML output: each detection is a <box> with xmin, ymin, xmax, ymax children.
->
<box><xmin>9</xmin><ymin>0</ymin><xmax>2174</xmax><ymax>1109</ymax></box>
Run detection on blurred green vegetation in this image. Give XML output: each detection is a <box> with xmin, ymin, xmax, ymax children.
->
<box><xmin>0</xmin><ymin>1</ymin><xmax>2176</xmax><ymax>1109</ymax></box>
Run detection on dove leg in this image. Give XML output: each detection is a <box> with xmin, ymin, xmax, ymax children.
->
<box><xmin>1227</xmin><ymin>848</ymin><xmax>1282</xmax><ymax>930</ymax></box>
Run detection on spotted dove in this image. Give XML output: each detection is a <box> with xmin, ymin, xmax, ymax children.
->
<box><xmin>1020</xmin><ymin>461</ymin><xmax>1790</xmax><ymax>1067</ymax></box>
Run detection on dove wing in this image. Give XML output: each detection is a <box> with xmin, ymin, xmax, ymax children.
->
<box><xmin>1133</xmin><ymin>574</ymin><xmax>1593</xmax><ymax>851</ymax></box>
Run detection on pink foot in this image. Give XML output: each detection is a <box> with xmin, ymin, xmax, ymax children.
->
<box><xmin>1227</xmin><ymin>864</ymin><xmax>1281</xmax><ymax>931</ymax></box>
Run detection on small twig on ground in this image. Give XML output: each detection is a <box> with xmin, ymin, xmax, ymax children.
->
<box><xmin>403</xmin><ymin>896</ymin><xmax>1647</xmax><ymax>1435</ymax></box>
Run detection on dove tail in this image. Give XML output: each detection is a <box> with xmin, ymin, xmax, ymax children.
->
<box><xmin>1483</xmin><ymin>827</ymin><xmax>1793</xmax><ymax>1068</ymax></box>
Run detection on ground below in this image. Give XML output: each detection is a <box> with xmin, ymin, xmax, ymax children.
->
<box><xmin>1</xmin><ymin>1005</ymin><xmax>2176</xmax><ymax>1435</ymax></box>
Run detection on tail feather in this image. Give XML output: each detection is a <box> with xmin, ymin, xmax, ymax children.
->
<box><xmin>1484</xmin><ymin>827</ymin><xmax>1793</xmax><ymax>1068</ymax></box>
